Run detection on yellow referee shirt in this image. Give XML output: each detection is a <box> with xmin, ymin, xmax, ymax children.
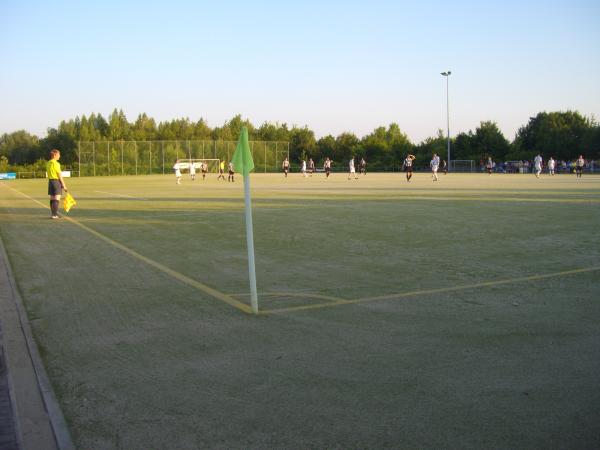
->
<box><xmin>47</xmin><ymin>160</ymin><xmax>61</xmax><ymax>179</ymax></box>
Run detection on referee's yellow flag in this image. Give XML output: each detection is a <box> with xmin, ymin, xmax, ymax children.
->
<box><xmin>63</xmin><ymin>192</ymin><xmax>76</xmax><ymax>212</ymax></box>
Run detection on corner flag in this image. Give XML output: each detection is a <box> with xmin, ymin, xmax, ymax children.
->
<box><xmin>233</xmin><ymin>127</ymin><xmax>259</xmax><ymax>314</ymax></box>
<box><xmin>231</xmin><ymin>127</ymin><xmax>255</xmax><ymax>175</ymax></box>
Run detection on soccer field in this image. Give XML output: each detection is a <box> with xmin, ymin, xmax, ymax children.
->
<box><xmin>1</xmin><ymin>172</ymin><xmax>599</xmax><ymax>449</ymax></box>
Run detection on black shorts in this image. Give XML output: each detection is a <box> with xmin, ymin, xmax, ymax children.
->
<box><xmin>229</xmin><ymin>170</ymin><xmax>234</xmax><ymax>175</ymax></box>
<box><xmin>404</xmin><ymin>166</ymin><xmax>412</xmax><ymax>172</ymax></box>
<box><xmin>48</xmin><ymin>179</ymin><xmax>62</xmax><ymax>196</ymax></box>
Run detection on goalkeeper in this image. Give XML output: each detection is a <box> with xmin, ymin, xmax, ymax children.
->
<box><xmin>46</xmin><ymin>149</ymin><xmax>68</xmax><ymax>219</ymax></box>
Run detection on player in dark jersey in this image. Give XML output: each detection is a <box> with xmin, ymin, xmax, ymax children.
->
<box><xmin>308</xmin><ymin>158</ymin><xmax>315</xmax><ymax>176</ymax></box>
<box><xmin>324</xmin><ymin>157</ymin><xmax>332</xmax><ymax>178</ymax></box>
<box><xmin>282</xmin><ymin>157</ymin><xmax>290</xmax><ymax>178</ymax></box>
<box><xmin>403</xmin><ymin>154</ymin><xmax>415</xmax><ymax>182</ymax></box>
<box><xmin>228</xmin><ymin>161</ymin><xmax>235</xmax><ymax>182</ymax></box>
<box><xmin>359</xmin><ymin>157</ymin><xmax>366</xmax><ymax>175</ymax></box>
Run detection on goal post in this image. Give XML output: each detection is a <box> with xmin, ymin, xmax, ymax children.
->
<box><xmin>174</xmin><ymin>159</ymin><xmax>221</xmax><ymax>173</ymax></box>
<box><xmin>449</xmin><ymin>160</ymin><xmax>475</xmax><ymax>173</ymax></box>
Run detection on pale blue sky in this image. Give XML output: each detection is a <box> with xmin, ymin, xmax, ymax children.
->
<box><xmin>1</xmin><ymin>0</ymin><xmax>599</xmax><ymax>142</ymax></box>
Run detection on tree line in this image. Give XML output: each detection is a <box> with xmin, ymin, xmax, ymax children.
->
<box><xmin>1</xmin><ymin>109</ymin><xmax>598</xmax><ymax>173</ymax></box>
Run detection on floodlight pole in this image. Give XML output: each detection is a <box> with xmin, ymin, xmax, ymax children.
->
<box><xmin>441</xmin><ymin>71</ymin><xmax>451</xmax><ymax>171</ymax></box>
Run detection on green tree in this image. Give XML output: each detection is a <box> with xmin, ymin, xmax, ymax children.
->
<box><xmin>40</xmin><ymin>129</ymin><xmax>77</xmax><ymax>165</ymax></box>
<box><xmin>257</xmin><ymin>122</ymin><xmax>290</xmax><ymax>142</ymax></box>
<box><xmin>0</xmin><ymin>130</ymin><xmax>40</xmax><ymax>165</ymax></box>
<box><xmin>131</xmin><ymin>113</ymin><xmax>157</xmax><ymax>140</ymax></box>
<box><xmin>288</xmin><ymin>126</ymin><xmax>316</xmax><ymax>162</ymax></box>
<box><xmin>512</xmin><ymin>111</ymin><xmax>592</xmax><ymax>160</ymax></box>
<box><xmin>192</xmin><ymin>118</ymin><xmax>212</xmax><ymax>140</ymax></box>
<box><xmin>316</xmin><ymin>135</ymin><xmax>336</xmax><ymax>162</ymax></box>
<box><xmin>453</xmin><ymin>121</ymin><xmax>510</xmax><ymax>162</ymax></box>
<box><xmin>334</xmin><ymin>132</ymin><xmax>360</xmax><ymax>164</ymax></box>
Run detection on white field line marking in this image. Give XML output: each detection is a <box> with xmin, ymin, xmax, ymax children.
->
<box><xmin>2</xmin><ymin>184</ymin><xmax>253</xmax><ymax>314</ymax></box>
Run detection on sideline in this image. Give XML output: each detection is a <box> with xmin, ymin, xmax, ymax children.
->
<box><xmin>0</xmin><ymin>233</ymin><xmax>75</xmax><ymax>450</ymax></box>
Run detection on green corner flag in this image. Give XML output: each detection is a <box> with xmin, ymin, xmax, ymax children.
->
<box><xmin>233</xmin><ymin>126</ymin><xmax>259</xmax><ymax>313</ymax></box>
<box><xmin>231</xmin><ymin>127</ymin><xmax>255</xmax><ymax>175</ymax></box>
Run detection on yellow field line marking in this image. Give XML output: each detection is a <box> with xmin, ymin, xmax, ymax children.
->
<box><xmin>260</xmin><ymin>266</ymin><xmax>600</xmax><ymax>314</ymax></box>
<box><xmin>94</xmin><ymin>190</ymin><xmax>148</xmax><ymax>200</ymax></box>
<box><xmin>1</xmin><ymin>185</ymin><xmax>253</xmax><ymax>314</ymax></box>
<box><xmin>231</xmin><ymin>291</ymin><xmax>347</xmax><ymax>303</ymax></box>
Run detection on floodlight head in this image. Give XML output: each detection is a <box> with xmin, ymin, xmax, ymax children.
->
<box><xmin>441</xmin><ymin>71</ymin><xmax>451</xmax><ymax>76</ymax></box>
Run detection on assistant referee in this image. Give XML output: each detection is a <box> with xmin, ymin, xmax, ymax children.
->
<box><xmin>46</xmin><ymin>149</ymin><xmax>68</xmax><ymax>219</ymax></box>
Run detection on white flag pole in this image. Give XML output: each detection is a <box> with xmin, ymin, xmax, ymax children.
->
<box><xmin>243</xmin><ymin>174</ymin><xmax>259</xmax><ymax>314</ymax></box>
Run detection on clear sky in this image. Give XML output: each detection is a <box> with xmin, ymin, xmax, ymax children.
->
<box><xmin>1</xmin><ymin>0</ymin><xmax>599</xmax><ymax>142</ymax></box>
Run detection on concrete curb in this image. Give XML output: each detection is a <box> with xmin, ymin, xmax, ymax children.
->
<box><xmin>0</xmin><ymin>234</ymin><xmax>75</xmax><ymax>450</ymax></box>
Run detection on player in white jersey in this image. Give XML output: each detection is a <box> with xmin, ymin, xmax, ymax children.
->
<box><xmin>173</xmin><ymin>160</ymin><xmax>182</xmax><ymax>184</ymax></box>
<box><xmin>228</xmin><ymin>162</ymin><xmax>235</xmax><ymax>182</ymax></box>
<box><xmin>547</xmin><ymin>157</ymin><xmax>555</xmax><ymax>175</ymax></box>
<box><xmin>189</xmin><ymin>161</ymin><xmax>196</xmax><ymax>180</ymax></box>
<box><xmin>308</xmin><ymin>158</ymin><xmax>315</xmax><ymax>176</ymax></box>
<box><xmin>486</xmin><ymin>157</ymin><xmax>493</xmax><ymax>175</ymax></box>
<box><xmin>201</xmin><ymin>161</ymin><xmax>208</xmax><ymax>180</ymax></box>
<box><xmin>348</xmin><ymin>157</ymin><xmax>358</xmax><ymax>180</ymax></box>
<box><xmin>430</xmin><ymin>154</ymin><xmax>440</xmax><ymax>181</ymax></box>
<box><xmin>359</xmin><ymin>158</ymin><xmax>367</xmax><ymax>175</ymax></box>
<box><xmin>534</xmin><ymin>154</ymin><xmax>543</xmax><ymax>178</ymax></box>
<box><xmin>575</xmin><ymin>155</ymin><xmax>585</xmax><ymax>178</ymax></box>
<box><xmin>301</xmin><ymin>159</ymin><xmax>307</xmax><ymax>177</ymax></box>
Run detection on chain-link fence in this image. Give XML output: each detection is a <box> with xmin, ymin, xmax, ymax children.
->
<box><xmin>76</xmin><ymin>140</ymin><xmax>290</xmax><ymax>176</ymax></box>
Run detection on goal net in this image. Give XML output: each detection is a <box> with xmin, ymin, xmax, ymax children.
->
<box><xmin>449</xmin><ymin>160</ymin><xmax>474</xmax><ymax>173</ymax></box>
<box><xmin>174</xmin><ymin>159</ymin><xmax>221</xmax><ymax>173</ymax></box>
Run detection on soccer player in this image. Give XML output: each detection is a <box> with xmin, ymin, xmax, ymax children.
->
<box><xmin>217</xmin><ymin>160</ymin><xmax>225</xmax><ymax>180</ymax></box>
<box><xmin>575</xmin><ymin>155</ymin><xmax>585</xmax><ymax>178</ymax></box>
<box><xmin>201</xmin><ymin>161</ymin><xmax>208</xmax><ymax>180</ymax></box>
<box><xmin>486</xmin><ymin>157</ymin><xmax>493</xmax><ymax>175</ymax></box>
<box><xmin>430</xmin><ymin>153</ymin><xmax>440</xmax><ymax>181</ymax></box>
<box><xmin>228</xmin><ymin>161</ymin><xmax>235</xmax><ymax>182</ymax></box>
<box><xmin>282</xmin><ymin>157</ymin><xmax>290</xmax><ymax>178</ymax></box>
<box><xmin>324</xmin><ymin>157</ymin><xmax>332</xmax><ymax>178</ymax></box>
<box><xmin>442</xmin><ymin>159</ymin><xmax>447</xmax><ymax>175</ymax></box>
<box><xmin>548</xmin><ymin>157</ymin><xmax>556</xmax><ymax>175</ymax></box>
<box><xmin>348</xmin><ymin>157</ymin><xmax>358</xmax><ymax>180</ymax></box>
<box><xmin>308</xmin><ymin>158</ymin><xmax>315</xmax><ymax>176</ymax></box>
<box><xmin>403</xmin><ymin>154</ymin><xmax>415</xmax><ymax>182</ymax></box>
<box><xmin>46</xmin><ymin>149</ymin><xmax>68</xmax><ymax>219</ymax></box>
<box><xmin>359</xmin><ymin>157</ymin><xmax>367</xmax><ymax>175</ymax></box>
<box><xmin>534</xmin><ymin>154</ymin><xmax>543</xmax><ymax>178</ymax></box>
<box><xmin>189</xmin><ymin>161</ymin><xmax>196</xmax><ymax>181</ymax></box>
<box><xmin>173</xmin><ymin>160</ymin><xmax>182</xmax><ymax>184</ymax></box>
<box><xmin>301</xmin><ymin>159</ymin><xmax>307</xmax><ymax>177</ymax></box>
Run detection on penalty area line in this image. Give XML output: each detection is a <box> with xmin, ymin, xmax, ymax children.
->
<box><xmin>2</xmin><ymin>184</ymin><xmax>253</xmax><ymax>314</ymax></box>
